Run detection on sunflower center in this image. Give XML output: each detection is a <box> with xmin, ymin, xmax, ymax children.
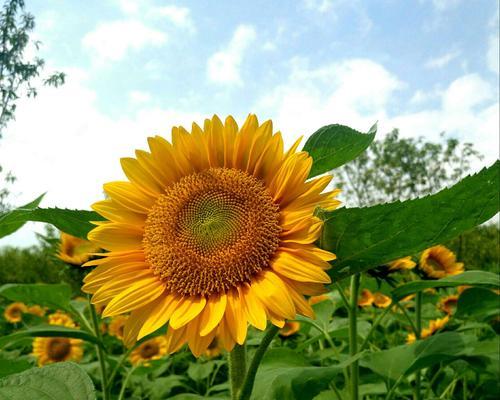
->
<box><xmin>427</xmin><ymin>256</ymin><xmax>445</xmax><ymax>271</ymax></box>
<box><xmin>47</xmin><ymin>338</ymin><xmax>71</xmax><ymax>361</ymax></box>
<box><xmin>144</xmin><ymin>167</ymin><xmax>281</xmax><ymax>296</ymax></box>
<box><xmin>140</xmin><ymin>342</ymin><xmax>159</xmax><ymax>359</ymax></box>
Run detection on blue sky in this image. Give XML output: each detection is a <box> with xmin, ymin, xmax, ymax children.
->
<box><xmin>1</xmin><ymin>0</ymin><xmax>498</xmax><ymax>246</ymax></box>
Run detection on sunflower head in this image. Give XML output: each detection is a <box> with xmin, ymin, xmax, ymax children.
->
<box><xmin>373</xmin><ymin>292</ymin><xmax>392</xmax><ymax>308</ymax></box>
<box><xmin>387</xmin><ymin>256</ymin><xmax>416</xmax><ymax>272</ymax></box>
<box><xmin>83</xmin><ymin>115</ymin><xmax>340</xmax><ymax>356</ymax></box>
<box><xmin>279</xmin><ymin>321</ymin><xmax>301</xmax><ymax>337</ymax></box>
<box><xmin>27</xmin><ymin>305</ymin><xmax>46</xmax><ymax>317</ymax></box>
<box><xmin>129</xmin><ymin>336</ymin><xmax>167</xmax><ymax>366</ymax></box>
<box><xmin>32</xmin><ymin>336</ymin><xmax>83</xmax><ymax>366</ymax></box>
<box><xmin>438</xmin><ymin>294</ymin><xmax>459</xmax><ymax>315</ymax></box>
<box><xmin>48</xmin><ymin>311</ymin><xmax>76</xmax><ymax>328</ymax></box>
<box><xmin>58</xmin><ymin>232</ymin><xmax>100</xmax><ymax>265</ymax></box>
<box><xmin>109</xmin><ymin>315</ymin><xmax>128</xmax><ymax>340</ymax></box>
<box><xmin>4</xmin><ymin>302</ymin><xmax>28</xmax><ymax>323</ymax></box>
<box><xmin>419</xmin><ymin>245</ymin><xmax>464</xmax><ymax>279</ymax></box>
<box><xmin>358</xmin><ymin>289</ymin><xmax>375</xmax><ymax>307</ymax></box>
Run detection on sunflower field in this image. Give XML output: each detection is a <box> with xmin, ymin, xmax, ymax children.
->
<box><xmin>0</xmin><ymin>117</ymin><xmax>498</xmax><ymax>400</ymax></box>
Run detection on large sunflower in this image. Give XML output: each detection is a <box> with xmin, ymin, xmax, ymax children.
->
<box><xmin>83</xmin><ymin>115</ymin><xmax>339</xmax><ymax>356</ymax></box>
<box><xmin>419</xmin><ymin>245</ymin><xmax>464</xmax><ymax>279</ymax></box>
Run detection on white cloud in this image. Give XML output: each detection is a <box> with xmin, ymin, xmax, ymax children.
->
<box><xmin>207</xmin><ymin>25</ymin><xmax>256</xmax><ymax>85</ymax></box>
<box><xmin>486</xmin><ymin>34</ymin><xmax>499</xmax><ymax>74</ymax></box>
<box><xmin>421</xmin><ymin>0</ymin><xmax>462</xmax><ymax>11</ymax></box>
<box><xmin>303</xmin><ymin>0</ymin><xmax>334</xmax><ymax>13</ymax></box>
<box><xmin>424</xmin><ymin>50</ymin><xmax>460</xmax><ymax>69</ymax></box>
<box><xmin>151</xmin><ymin>6</ymin><xmax>195</xmax><ymax>33</ymax></box>
<box><xmin>128</xmin><ymin>90</ymin><xmax>152</xmax><ymax>104</ymax></box>
<box><xmin>82</xmin><ymin>20</ymin><xmax>167</xmax><ymax>62</ymax></box>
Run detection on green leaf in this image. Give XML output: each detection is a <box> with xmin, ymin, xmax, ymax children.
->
<box><xmin>0</xmin><ymin>362</ymin><xmax>95</xmax><ymax>400</ymax></box>
<box><xmin>0</xmin><ymin>206</ymin><xmax>104</xmax><ymax>240</ymax></box>
<box><xmin>455</xmin><ymin>287</ymin><xmax>500</xmax><ymax>321</ymax></box>
<box><xmin>303</xmin><ymin>123</ymin><xmax>376</xmax><ymax>177</ymax></box>
<box><xmin>0</xmin><ymin>356</ymin><xmax>32</xmax><ymax>378</ymax></box>
<box><xmin>0</xmin><ymin>325</ymin><xmax>101</xmax><ymax>348</ymax></box>
<box><xmin>187</xmin><ymin>361</ymin><xmax>215</xmax><ymax>382</ymax></box>
<box><xmin>0</xmin><ymin>283</ymin><xmax>72</xmax><ymax>311</ymax></box>
<box><xmin>0</xmin><ymin>194</ymin><xmax>45</xmax><ymax>238</ymax></box>
<box><xmin>391</xmin><ymin>271</ymin><xmax>500</xmax><ymax>300</ymax></box>
<box><xmin>320</xmin><ymin>162</ymin><xmax>499</xmax><ymax>280</ymax></box>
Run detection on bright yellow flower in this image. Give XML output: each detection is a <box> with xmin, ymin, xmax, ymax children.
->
<box><xmin>373</xmin><ymin>292</ymin><xmax>392</xmax><ymax>308</ymax></box>
<box><xmin>4</xmin><ymin>302</ymin><xmax>27</xmax><ymax>323</ymax></box>
<box><xmin>419</xmin><ymin>245</ymin><xmax>464</xmax><ymax>279</ymax></box>
<box><xmin>279</xmin><ymin>321</ymin><xmax>301</xmax><ymax>337</ymax></box>
<box><xmin>48</xmin><ymin>311</ymin><xmax>76</xmax><ymax>328</ymax></box>
<box><xmin>308</xmin><ymin>294</ymin><xmax>330</xmax><ymax>305</ymax></box>
<box><xmin>438</xmin><ymin>295</ymin><xmax>459</xmax><ymax>315</ymax></box>
<box><xmin>27</xmin><ymin>305</ymin><xmax>46</xmax><ymax>317</ymax></box>
<box><xmin>32</xmin><ymin>336</ymin><xmax>83</xmax><ymax>366</ymax></box>
<box><xmin>109</xmin><ymin>315</ymin><xmax>128</xmax><ymax>340</ymax></box>
<box><xmin>129</xmin><ymin>336</ymin><xmax>168</xmax><ymax>366</ymax></box>
<box><xmin>58</xmin><ymin>232</ymin><xmax>100</xmax><ymax>265</ymax></box>
<box><xmin>205</xmin><ymin>336</ymin><xmax>223</xmax><ymax>358</ymax></box>
<box><xmin>387</xmin><ymin>256</ymin><xmax>416</xmax><ymax>272</ymax></box>
<box><xmin>83</xmin><ymin>115</ymin><xmax>340</xmax><ymax>356</ymax></box>
<box><xmin>358</xmin><ymin>289</ymin><xmax>375</xmax><ymax>307</ymax></box>
<box><xmin>406</xmin><ymin>315</ymin><xmax>449</xmax><ymax>343</ymax></box>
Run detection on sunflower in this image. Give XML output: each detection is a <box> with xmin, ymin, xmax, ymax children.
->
<box><xmin>109</xmin><ymin>315</ymin><xmax>128</xmax><ymax>340</ymax></box>
<box><xmin>205</xmin><ymin>336</ymin><xmax>223</xmax><ymax>358</ymax></box>
<box><xmin>406</xmin><ymin>315</ymin><xmax>449</xmax><ymax>343</ymax></box>
<box><xmin>129</xmin><ymin>336</ymin><xmax>168</xmax><ymax>366</ymax></box>
<box><xmin>32</xmin><ymin>336</ymin><xmax>83</xmax><ymax>366</ymax></box>
<box><xmin>438</xmin><ymin>294</ymin><xmax>459</xmax><ymax>315</ymax></box>
<box><xmin>48</xmin><ymin>311</ymin><xmax>76</xmax><ymax>328</ymax></box>
<box><xmin>279</xmin><ymin>321</ymin><xmax>301</xmax><ymax>337</ymax></box>
<box><xmin>373</xmin><ymin>292</ymin><xmax>392</xmax><ymax>308</ymax></box>
<box><xmin>387</xmin><ymin>256</ymin><xmax>416</xmax><ymax>272</ymax></box>
<box><xmin>419</xmin><ymin>245</ymin><xmax>464</xmax><ymax>279</ymax></box>
<box><xmin>83</xmin><ymin>115</ymin><xmax>340</xmax><ymax>356</ymax></box>
<box><xmin>3</xmin><ymin>302</ymin><xmax>27</xmax><ymax>323</ymax></box>
<box><xmin>27</xmin><ymin>305</ymin><xmax>46</xmax><ymax>317</ymax></box>
<box><xmin>358</xmin><ymin>289</ymin><xmax>374</xmax><ymax>307</ymax></box>
<box><xmin>58</xmin><ymin>232</ymin><xmax>100</xmax><ymax>265</ymax></box>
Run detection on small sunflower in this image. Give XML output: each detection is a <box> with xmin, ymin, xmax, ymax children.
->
<box><xmin>48</xmin><ymin>311</ymin><xmax>76</xmax><ymax>328</ymax></box>
<box><xmin>308</xmin><ymin>294</ymin><xmax>330</xmax><ymax>305</ymax></box>
<box><xmin>373</xmin><ymin>292</ymin><xmax>391</xmax><ymax>308</ymax></box>
<box><xmin>83</xmin><ymin>115</ymin><xmax>340</xmax><ymax>356</ymax></box>
<box><xmin>4</xmin><ymin>302</ymin><xmax>28</xmax><ymax>323</ymax></box>
<box><xmin>358</xmin><ymin>289</ymin><xmax>374</xmax><ymax>307</ymax></box>
<box><xmin>27</xmin><ymin>305</ymin><xmax>46</xmax><ymax>317</ymax></box>
<box><xmin>438</xmin><ymin>294</ymin><xmax>459</xmax><ymax>315</ymax></box>
<box><xmin>130</xmin><ymin>336</ymin><xmax>168</xmax><ymax>366</ymax></box>
<box><xmin>58</xmin><ymin>232</ymin><xmax>100</xmax><ymax>265</ymax></box>
<box><xmin>387</xmin><ymin>257</ymin><xmax>416</xmax><ymax>272</ymax></box>
<box><xmin>205</xmin><ymin>336</ymin><xmax>223</xmax><ymax>358</ymax></box>
<box><xmin>419</xmin><ymin>245</ymin><xmax>464</xmax><ymax>279</ymax></box>
<box><xmin>406</xmin><ymin>315</ymin><xmax>449</xmax><ymax>343</ymax></box>
<box><xmin>32</xmin><ymin>336</ymin><xmax>83</xmax><ymax>366</ymax></box>
<box><xmin>279</xmin><ymin>321</ymin><xmax>301</xmax><ymax>337</ymax></box>
<box><xmin>109</xmin><ymin>315</ymin><xmax>128</xmax><ymax>340</ymax></box>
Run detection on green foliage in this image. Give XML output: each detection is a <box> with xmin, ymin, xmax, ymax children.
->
<box><xmin>303</xmin><ymin>123</ymin><xmax>376</xmax><ymax>178</ymax></box>
<box><xmin>321</xmin><ymin>162</ymin><xmax>499</xmax><ymax>280</ymax></box>
<box><xmin>0</xmin><ymin>362</ymin><xmax>95</xmax><ymax>400</ymax></box>
<box><xmin>0</xmin><ymin>355</ymin><xmax>30</xmax><ymax>378</ymax></box>
<box><xmin>0</xmin><ymin>193</ymin><xmax>44</xmax><ymax>237</ymax></box>
<box><xmin>455</xmin><ymin>288</ymin><xmax>500</xmax><ymax>321</ymax></box>
<box><xmin>0</xmin><ymin>283</ymin><xmax>72</xmax><ymax>311</ymax></box>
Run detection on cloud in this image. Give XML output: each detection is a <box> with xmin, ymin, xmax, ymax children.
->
<box><xmin>303</xmin><ymin>0</ymin><xmax>334</xmax><ymax>13</ymax></box>
<box><xmin>420</xmin><ymin>0</ymin><xmax>462</xmax><ymax>11</ymax></box>
<box><xmin>207</xmin><ymin>25</ymin><xmax>256</xmax><ymax>85</ymax></box>
<box><xmin>151</xmin><ymin>6</ymin><xmax>195</xmax><ymax>33</ymax></box>
<box><xmin>128</xmin><ymin>90</ymin><xmax>152</xmax><ymax>104</ymax></box>
<box><xmin>486</xmin><ymin>34</ymin><xmax>499</xmax><ymax>74</ymax></box>
<box><xmin>424</xmin><ymin>50</ymin><xmax>460</xmax><ymax>69</ymax></box>
<box><xmin>82</xmin><ymin>20</ymin><xmax>167</xmax><ymax>62</ymax></box>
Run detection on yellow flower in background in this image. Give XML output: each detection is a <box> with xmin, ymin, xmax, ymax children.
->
<box><xmin>83</xmin><ymin>115</ymin><xmax>340</xmax><ymax>356</ymax></box>
<box><xmin>129</xmin><ymin>336</ymin><xmax>168</xmax><ymax>366</ymax></box>
<box><xmin>279</xmin><ymin>321</ymin><xmax>301</xmax><ymax>337</ymax></box>
<box><xmin>419</xmin><ymin>245</ymin><xmax>464</xmax><ymax>279</ymax></box>
<box><xmin>205</xmin><ymin>336</ymin><xmax>223</xmax><ymax>358</ymax></box>
<box><xmin>358</xmin><ymin>289</ymin><xmax>375</xmax><ymax>307</ymax></box>
<box><xmin>457</xmin><ymin>285</ymin><xmax>471</xmax><ymax>295</ymax></box>
<box><xmin>4</xmin><ymin>302</ymin><xmax>27</xmax><ymax>323</ymax></box>
<box><xmin>109</xmin><ymin>315</ymin><xmax>128</xmax><ymax>340</ymax></box>
<box><xmin>48</xmin><ymin>311</ymin><xmax>76</xmax><ymax>328</ymax></box>
<box><xmin>373</xmin><ymin>292</ymin><xmax>392</xmax><ymax>308</ymax></box>
<box><xmin>406</xmin><ymin>315</ymin><xmax>449</xmax><ymax>344</ymax></box>
<box><xmin>27</xmin><ymin>305</ymin><xmax>46</xmax><ymax>317</ymax></box>
<box><xmin>438</xmin><ymin>294</ymin><xmax>459</xmax><ymax>315</ymax></box>
<box><xmin>387</xmin><ymin>256</ymin><xmax>416</xmax><ymax>272</ymax></box>
<box><xmin>308</xmin><ymin>294</ymin><xmax>330</xmax><ymax>305</ymax></box>
<box><xmin>32</xmin><ymin>337</ymin><xmax>83</xmax><ymax>366</ymax></box>
<box><xmin>58</xmin><ymin>232</ymin><xmax>100</xmax><ymax>265</ymax></box>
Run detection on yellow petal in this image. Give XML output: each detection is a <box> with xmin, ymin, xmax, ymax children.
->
<box><xmin>120</xmin><ymin>157</ymin><xmax>163</xmax><ymax>196</ymax></box>
<box><xmin>92</xmin><ymin>200</ymin><xmax>145</xmax><ymax>226</ymax></box>
<box><xmin>88</xmin><ymin>223</ymin><xmax>143</xmax><ymax>251</ymax></box>
<box><xmin>271</xmin><ymin>251</ymin><xmax>331</xmax><ymax>284</ymax></box>
<box><xmin>251</xmin><ymin>271</ymin><xmax>296</xmax><ymax>320</ymax></box>
<box><xmin>138</xmin><ymin>293</ymin><xmax>180</xmax><ymax>340</ymax></box>
<box><xmin>103</xmin><ymin>181</ymin><xmax>155</xmax><ymax>214</ymax></box>
<box><xmin>169</xmin><ymin>296</ymin><xmax>207</xmax><ymax>330</ymax></box>
<box><xmin>165</xmin><ymin>325</ymin><xmax>188</xmax><ymax>354</ymax></box>
<box><xmin>198</xmin><ymin>293</ymin><xmax>227</xmax><ymax>336</ymax></box>
<box><xmin>238</xmin><ymin>284</ymin><xmax>267</xmax><ymax>331</ymax></box>
<box><xmin>225</xmin><ymin>289</ymin><xmax>247</xmax><ymax>345</ymax></box>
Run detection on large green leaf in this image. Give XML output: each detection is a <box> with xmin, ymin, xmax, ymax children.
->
<box><xmin>0</xmin><ymin>283</ymin><xmax>72</xmax><ymax>311</ymax></box>
<box><xmin>0</xmin><ymin>204</ymin><xmax>104</xmax><ymax>240</ymax></box>
<box><xmin>0</xmin><ymin>194</ymin><xmax>45</xmax><ymax>238</ymax></box>
<box><xmin>0</xmin><ymin>325</ymin><xmax>100</xmax><ymax>348</ymax></box>
<box><xmin>455</xmin><ymin>287</ymin><xmax>500</xmax><ymax>321</ymax></box>
<box><xmin>391</xmin><ymin>271</ymin><xmax>500</xmax><ymax>300</ymax></box>
<box><xmin>303</xmin><ymin>123</ymin><xmax>376</xmax><ymax>177</ymax></box>
<box><xmin>320</xmin><ymin>161</ymin><xmax>499</xmax><ymax>280</ymax></box>
<box><xmin>0</xmin><ymin>362</ymin><xmax>95</xmax><ymax>400</ymax></box>
<box><xmin>0</xmin><ymin>356</ymin><xmax>32</xmax><ymax>378</ymax></box>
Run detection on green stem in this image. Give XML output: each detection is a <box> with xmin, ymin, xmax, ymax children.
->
<box><xmin>229</xmin><ymin>344</ymin><xmax>247</xmax><ymax>400</ymax></box>
<box><xmin>386</xmin><ymin>374</ymin><xmax>405</xmax><ymax>400</ymax></box>
<box><xmin>396</xmin><ymin>302</ymin><xmax>418</xmax><ymax>335</ymax></box>
<box><xmin>414</xmin><ymin>292</ymin><xmax>422</xmax><ymax>400</ymax></box>
<box><xmin>107</xmin><ymin>345</ymin><xmax>136</xmax><ymax>390</ymax></box>
<box><xmin>117</xmin><ymin>365</ymin><xmax>137</xmax><ymax>400</ymax></box>
<box><xmin>89</xmin><ymin>298</ymin><xmax>109</xmax><ymax>400</ymax></box>
<box><xmin>349</xmin><ymin>274</ymin><xmax>361</xmax><ymax>400</ymax></box>
<box><xmin>334</xmin><ymin>281</ymin><xmax>350</xmax><ymax>311</ymax></box>
<box><xmin>360</xmin><ymin>304</ymin><xmax>392</xmax><ymax>351</ymax></box>
<box><xmin>238</xmin><ymin>325</ymin><xmax>279</xmax><ymax>400</ymax></box>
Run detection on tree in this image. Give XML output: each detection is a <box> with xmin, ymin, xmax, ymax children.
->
<box><xmin>336</xmin><ymin>129</ymin><xmax>483</xmax><ymax>207</ymax></box>
<box><xmin>0</xmin><ymin>0</ymin><xmax>65</xmax><ymax>211</ymax></box>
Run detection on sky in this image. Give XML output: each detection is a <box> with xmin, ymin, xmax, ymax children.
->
<box><xmin>1</xmin><ymin>0</ymin><xmax>499</xmax><ymax>247</ymax></box>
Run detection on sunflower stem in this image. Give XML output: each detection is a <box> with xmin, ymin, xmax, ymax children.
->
<box><xmin>414</xmin><ymin>291</ymin><xmax>423</xmax><ymax>400</ymax></box>
<box><xmin>238</xmin><ymin>324</ymin><xmax>279</xmax><ymax>400</ymax></box>
<box><xmin>88</xmin><ymin>297</ymin><xmax>109</xmax><ymax>400</ymax></box>
<box><xmin>348</xmin><ymin>273</ymin><xmax>361</xmax><ymax>400</ymax></box>
<box><xmin>229</xmin><ymin>343</ymin><xmax>247</xmax><ymax>400</ymax></box>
